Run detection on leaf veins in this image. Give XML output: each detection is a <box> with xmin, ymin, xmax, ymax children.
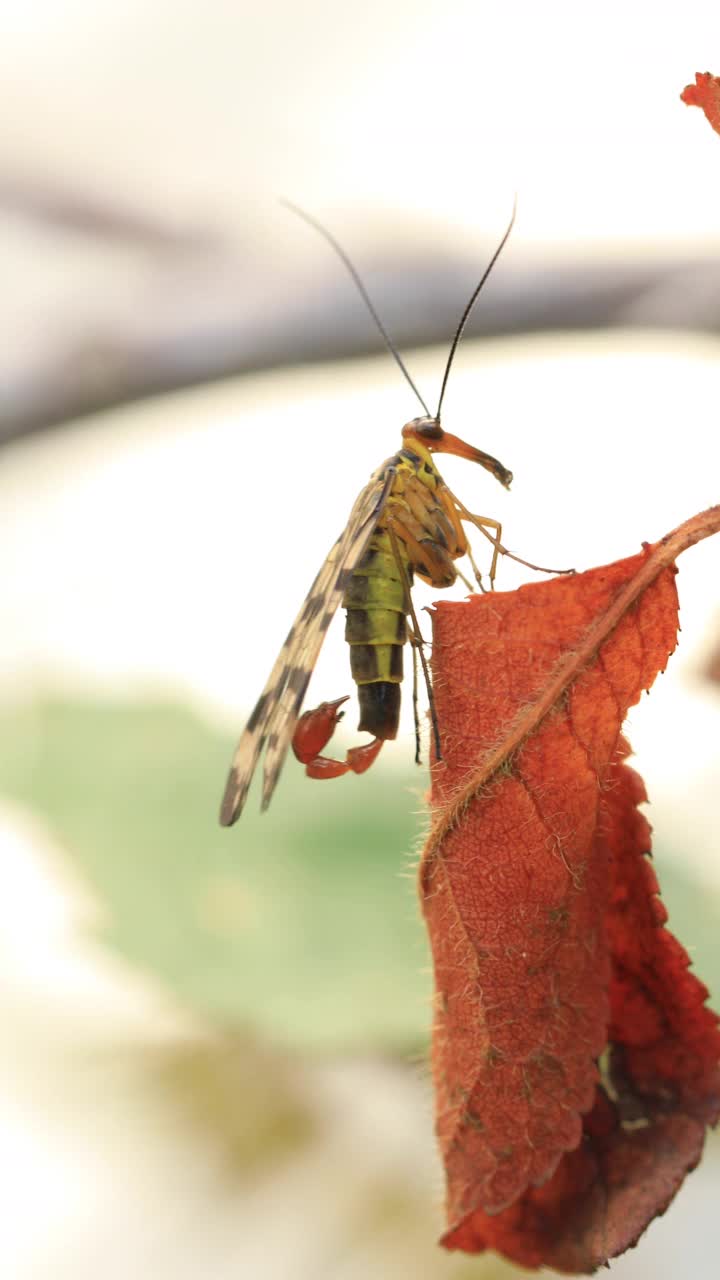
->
<box><xmin>420</xmin><ymin>508</ymin><xmax>720</xmax><ymax>1273</ymax></box>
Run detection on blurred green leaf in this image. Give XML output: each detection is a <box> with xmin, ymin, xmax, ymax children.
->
<box><xmin>1</xmin><ymin>697</ymin><xmax>717</xmax><ymax>1057</ymax></box>
<box><xmin>0</xmin><ymin>698</ymin><xmax>433</xmax><ymax>1051</ymax></box>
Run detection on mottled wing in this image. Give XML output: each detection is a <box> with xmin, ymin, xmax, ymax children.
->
<box><xmin>219</xmin><ymin>464</ymin><xmax>396</xmax><ymax>824</ymax></box>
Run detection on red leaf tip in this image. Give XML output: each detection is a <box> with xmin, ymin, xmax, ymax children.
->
<box><xmin>681</xmin><ymin>72</ymin><xmax>720</xmax><ymax>135</ymax></box>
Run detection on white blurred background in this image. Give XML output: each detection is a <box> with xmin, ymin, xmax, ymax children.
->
<box><xmin>1</xmin><ymin>3</ymin><xmax>720</xmax><ymax>1278</ymax></box>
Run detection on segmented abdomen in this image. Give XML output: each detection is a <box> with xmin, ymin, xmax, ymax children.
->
<box><xmin>342</xmin><ymin>529</ymin><xmax>409</xmax><ymax>740</ymax></box>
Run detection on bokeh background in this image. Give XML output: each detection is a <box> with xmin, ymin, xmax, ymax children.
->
<box><xmin>1</xmin><ymin>3</ymin><xmax>720</xmax><ymax>1277</ymax></box>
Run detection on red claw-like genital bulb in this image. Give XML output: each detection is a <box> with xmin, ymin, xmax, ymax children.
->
<box><xmin>292</xmin><ymin>696</ymin><xmax>384</xmax><ymax>779</ymax></box>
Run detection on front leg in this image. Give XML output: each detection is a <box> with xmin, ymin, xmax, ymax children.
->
<box><xmin>464</xmin><ymin>512</ymin><xmax>503</xmax><ymax>589</ymax></box>
<box><xmin>435</xmin><ymin>482</ymin><xmax>503</xmax><ymax>589</ymax></box>
<box><xmin>442</xmin><ymin>482</ymin><xmax>575</xmax><ymax>584</ymax></box>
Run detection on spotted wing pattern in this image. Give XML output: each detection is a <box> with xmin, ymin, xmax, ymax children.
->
<box><xmin>219</xmin><ymin>463</ymin><xmax>397</xmax><ymax>824</ymax></box>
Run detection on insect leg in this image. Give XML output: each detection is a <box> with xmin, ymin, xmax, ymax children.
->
<box><xmin>433</xmin><ymin>484</ymin><xmax>500</xmax><ymax>588</ymax></box>
<box><xmin>388</xmin><ymin>527</ymin><xmax>442</xmax><ymax>762</ymax></box>
<box><xmin>465</xmin><ymin>512</ymin><xmax>503</xmax><ymax>588</ymax></box>
<box><xmin>442</xmin><ymin>481</ymin><xmax>575</xmax><ymax>582</ymax></box>
<box><xmin>411</xmin><ymin>639</ymin><xmax>421</xmax><ymax>765</ymax></box>
<box><xmin>454</xmin><ymin>563</ymin><xmax>478</xmax><ymax>593</ymax></box>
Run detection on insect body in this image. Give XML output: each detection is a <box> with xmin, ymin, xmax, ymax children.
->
<box><xmin>220</xmin><ymin>200</ymin><xmax>536</xmax><ymax>825</ymax></box>
<box><xmin>291</xmin><ymin>418</ymin><xmax>512</xmax><ymax>779</ymax></box>
<box><xmin>219</xmin><ymin>414</ymin><xmax>513</xmax><ymax>825</ymax></box>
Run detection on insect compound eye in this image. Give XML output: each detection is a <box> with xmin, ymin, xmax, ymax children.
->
<box><xmin>402</xmin><ymin>416</ymin><xmax>444</xmax><ymax>442</ymax></box>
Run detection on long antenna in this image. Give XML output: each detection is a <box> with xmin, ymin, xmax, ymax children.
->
<box><xmin>435</xmin><ymin>197</ymin><xmax>517</xmax><ymax>421</ymax></box>
<box><xmin>280</xmin><ymin>198</ymin><xmax>431</xmax><ymax>416</ymax></box>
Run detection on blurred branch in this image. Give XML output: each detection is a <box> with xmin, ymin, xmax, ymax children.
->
<box><xmin>2</xmin><ymin>178</ymin><xmax>720</xmax><ymax>445</ymax></box>
<box><xmin>0</xmin><ymin>172</ymin><xmax>223</xmax><ymax>253</ymax></box>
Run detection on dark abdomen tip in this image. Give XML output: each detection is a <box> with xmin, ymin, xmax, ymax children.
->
<box><xmin>357</xmin><ymin>682</ymin><xmax>402</xmax><ymax>740</ymax></box>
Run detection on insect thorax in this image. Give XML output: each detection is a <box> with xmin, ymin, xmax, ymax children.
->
<box><xmin>394</xmin><ymin>442</ymin><xmax>442</xmax><ymax>492</ymax></box>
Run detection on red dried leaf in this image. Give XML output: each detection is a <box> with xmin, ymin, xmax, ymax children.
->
<box><xmin>681</xmin><ymin>72</ymin><xmax>720</xmax><ymax>136</ymax></box>
<box><xmin>420</xmin><ymin>516</ymin><xmax>720</xmax><ymax>1273</ymax></box>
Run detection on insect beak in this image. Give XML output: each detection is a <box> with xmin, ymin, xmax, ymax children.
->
<box><xmin>435</xmin><ymin>432</ymin><xmax>513</xmax><ymax>490</ymax></box>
